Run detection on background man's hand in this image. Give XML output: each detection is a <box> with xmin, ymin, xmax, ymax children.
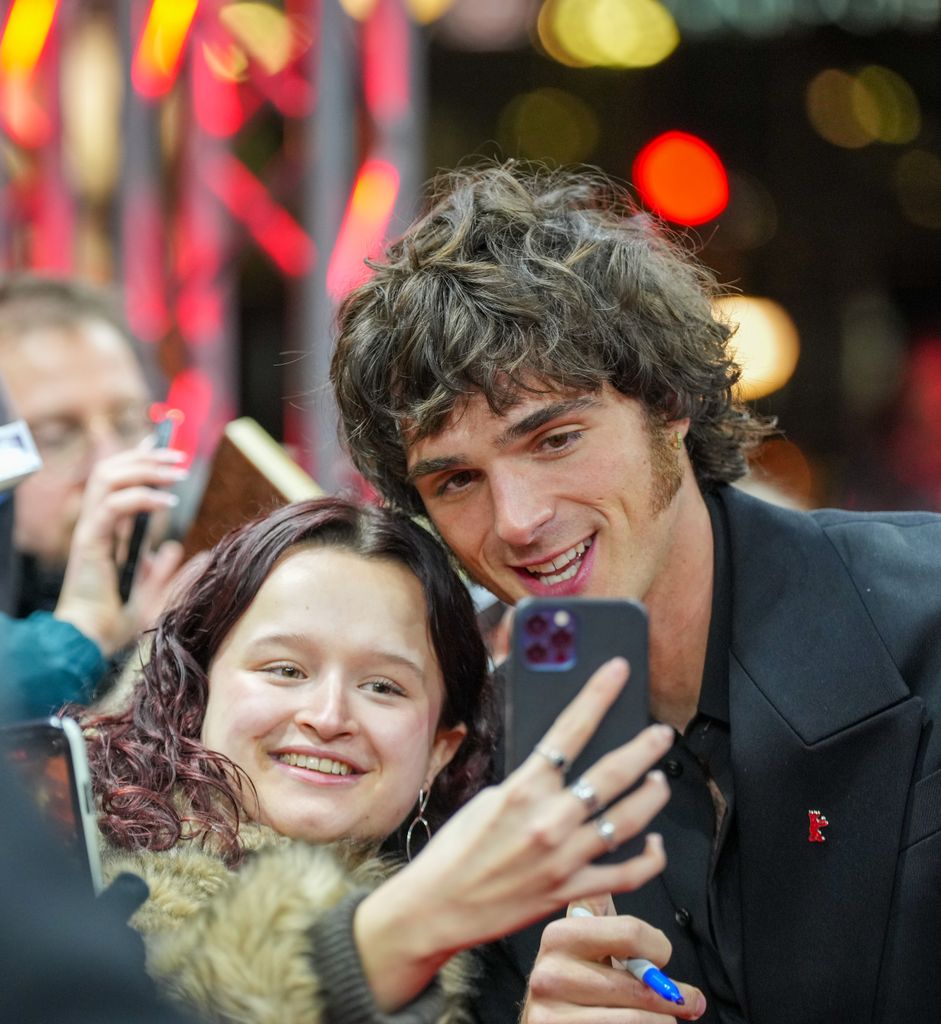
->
<box><xmin>53</xmin><ymin>443</ymin><xmax>188</xmax><ymax>655</ymax></box>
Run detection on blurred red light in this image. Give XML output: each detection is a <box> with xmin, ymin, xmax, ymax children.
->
<box><xmin>326</xmin><ymin>158</ymin><xmax>399</xmax><ymax>298</ymax></box>
<box><xmin>633</xmin><ymin>130</ymin><xmax>729</xmax><ymax>226</ymax></box>
<box><xmin>205</xmin><ymin>153</ymin><xmax>315</xmax><ymax>276</ymax></box>
<box><xmin>164</xmin><ymin>368</ymin><xmax>214</xmax><ymax>464</ymax></box>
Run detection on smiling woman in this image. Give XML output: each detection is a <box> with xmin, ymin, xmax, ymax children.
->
<box><xmin>76</xmin><ymin>497</ymin><xmax>682</xmax><ymax>1023</ymax></box>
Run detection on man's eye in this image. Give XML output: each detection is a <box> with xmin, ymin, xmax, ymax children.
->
<box><xmin>541</xmin><ymin>430</ymin><xmax>582</xmax><ymax>452</ymax></box>
<box><xmin>438</xmin><ymin>470</ymin><xmax>475</xmax><ymax>496</ymax></box>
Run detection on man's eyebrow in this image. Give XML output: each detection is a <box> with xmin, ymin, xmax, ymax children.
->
<box><xmin>406</xmin><ymin>396</ymin><xmax>601</xmax><ymax>484</ymax></box>
<box><xmin>406</xmin><ymin>455</ymin><xmax>467</xmax><ymax>484</ymax></box>
<box><xmin>496</xmin><ymin>396</ymin><xmax>601</xmax><ymax>448</ymax></box>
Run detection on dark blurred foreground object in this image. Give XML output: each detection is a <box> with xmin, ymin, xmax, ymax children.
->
<box><xmin>0</xmin><ymin>756</ymin><xmax>194</xmax><ymax>1023</ymax></box>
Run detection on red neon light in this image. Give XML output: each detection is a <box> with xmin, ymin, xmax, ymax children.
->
<box><xmin>326</xmin><ymin>159</ymin><xmax>400</xmax><ymax>299</ymax></box>
<box><xmin>164</xmin><ymin>368</ymin><xmax>214</xmax><ymax>464</ymax></box>
<box><xmin>0</xmin><ymin>0</ymin><xmax>59</xmax><ymax>76</ymax></box>
<box><xmin>363</xmin><ymin>0</ymin><xmax>409</xmax><ymax>121</ymax></box>
<box><xmin>204</xmin><ymin>153</ymin><xmax>315</xmax><ymax>276</ymax></box>
<box><xmin>132</xmin><ymin>0</ymin><xmax>199</xmax><ymax>99</ymax></box>
<box><xmin>632</xmin><ymin>130</ymin><xmax>730</xmax><ymax>227</ymax></box>
<box><xmin>194</xmin><ymin>40</ymin><xmax>244</xmax><ymax>137</ymax></box>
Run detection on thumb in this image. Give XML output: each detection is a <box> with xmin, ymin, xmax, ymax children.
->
<box><xmin>567</xmin><ymin>892</ymin><xmax>616</xmax><ymax>919</ymax></box>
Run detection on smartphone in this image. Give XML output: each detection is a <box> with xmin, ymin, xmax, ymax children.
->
<box><xmin>505</xmin><ymin>596</ymin><xmax>650</xmax><ymax>792</ymax></box>
<box><xmin>0</xmin><ymin>715</ymin><xmax>104</xmax><ymax>894</ymax></box>
<box><xmin>118</xmin><ymin>414</ymin><xmax>176</xmax><ymax>602</ymax></box>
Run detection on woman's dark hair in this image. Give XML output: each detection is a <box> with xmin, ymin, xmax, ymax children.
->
<box><xmin>81</xmin><ymin>497</ymin><xmax>493</xmax><ymax>864</ymax></box>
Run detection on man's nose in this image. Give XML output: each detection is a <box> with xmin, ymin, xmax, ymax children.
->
<box><xmin>490</xmin><ymin>469</ymin><xmax>553</xmax><ymax>548</ymax></box>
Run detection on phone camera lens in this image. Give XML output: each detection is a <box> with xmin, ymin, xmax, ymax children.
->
<box><xmin>550</xmin><ymin>628</ymin><xmax>573</xmax><ymax>649</ymax></box>
<box><xmin>524</xmin><ymin>641</ymin><xmax>549</xmax><ymax>664</ymax></box>
<box><xmin>525</xmin><ymin>614</ymin><xmax>549</xmax><ymax>636</ymax></box>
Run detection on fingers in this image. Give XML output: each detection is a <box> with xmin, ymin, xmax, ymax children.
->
<box><xmin>521</xmin><ymin>657</ymin><xmax>632</xmax><ymax>780</ymax></box>
<box><xmin>527</xmin><ymin>916</ymin><xmax>707</xmax><ymax>1021</ymax></box>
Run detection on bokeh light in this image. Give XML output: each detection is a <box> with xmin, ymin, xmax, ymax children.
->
<box><xmin>219</xmin><ymin>3</ymin><xmax>296</xmax><ymax>77</ymax></box>
<box><xmin>538</xmin><ymin>0</ymin><xmax>679</xmax><ymax>69</ymax></box>
<box><xmin>61</xmin><ymin>18</ymin><xmax>122</xmax><ymax>201</ymax></box>
<box><xmin>715</xmin><ymin>295</ymin><xmax>800</xmax><ymax>400</ymax></box>
<box><xmin>497</xmin><ymin>87</ymin><xmax>599</xmax><ymax>163</ymax></box>
<box><xmin>436</xmin><ymin>0</ymin><xmax>533</xmax><ymax>50</ymax></box>
<box><xmin>806</xmin><ymin>65</ymin><xmax>920</xmax><ymax>149</ymax></box>
<box><xmin>633</xmin><ymin>130</ymin><xmax>729</xmax><ymax>226</ymax></box>
<box><xmin>406</xmin><ymin>0</ymin><xmax>456</xmax><ymax>24</ymax></box>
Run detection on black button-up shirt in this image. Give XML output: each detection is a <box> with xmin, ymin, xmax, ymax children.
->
<box><xmin>654</xmin><ymin>491</ymin><xmax>748</xmax><ymax>1022</ymax></box>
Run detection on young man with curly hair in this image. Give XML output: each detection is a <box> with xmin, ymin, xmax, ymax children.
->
<box><xmin>330</xmin><ymin>164</ymin><xmax>941</xmax><ymax>1024</ymax></box>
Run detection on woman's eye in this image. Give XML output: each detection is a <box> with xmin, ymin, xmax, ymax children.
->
<box><xmin>265</xmin><ymin>664</ymin><xmax>303</xmax><ymax>679</ymax></box>
<box><xmin>363</xmin><ymin>678</ymin><xmax>407</xmax><ymax>697</ymax></box>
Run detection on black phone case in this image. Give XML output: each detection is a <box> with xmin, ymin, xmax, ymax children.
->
<box><xmin>505</xmin><ymin>596</ymin><xmax>650</xmax><ymax>785</ymax></box>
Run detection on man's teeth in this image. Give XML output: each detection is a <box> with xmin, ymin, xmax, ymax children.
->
<box><xmin>526</xmin><ymin>539</ymin><xmax>592</xmax><ymax>584</ymax></box>
<box><xmin>278</xmin><ymin>753</ymin><xmax>351</xmax><ymax>775</ymax></box>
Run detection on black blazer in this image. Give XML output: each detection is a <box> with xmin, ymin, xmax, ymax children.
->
<box><xmin>474</xmin><ymin>486</ymin><xmax>941</xmax><ymax>1024</ymax></box>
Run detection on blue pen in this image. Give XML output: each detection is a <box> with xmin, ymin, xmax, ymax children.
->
<box><xmin>570</xmin><ymin>906</ymin><xmax>685</xmax><ymax>1006</ymax></box>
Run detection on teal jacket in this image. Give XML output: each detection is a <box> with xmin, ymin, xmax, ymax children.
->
<box><xmin>0</xmin><ymin>611</ymin><xmax>105</xmax><ymax>721</ymax></box>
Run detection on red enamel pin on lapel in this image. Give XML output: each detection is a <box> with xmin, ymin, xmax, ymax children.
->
<box><xmin>808</xmin><ymin>809</ymin><xmax>829</xmax><ymax>842</ymax></box>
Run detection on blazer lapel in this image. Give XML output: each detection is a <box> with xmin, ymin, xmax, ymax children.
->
<box><xmin>722</xmin><ymin>489</ymin><xmax>925</xmax><ymax>1024</ymax></box>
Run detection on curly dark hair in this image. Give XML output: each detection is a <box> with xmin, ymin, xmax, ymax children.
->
<box><xmin>331</xmin><ymin>162</ymin><xmax>775</xmax><ymax>515</ymax></box>
<box><xmin>80</xmin><ymin>498</ymin><xmax>494</xmax><ymax>865</ymax></box>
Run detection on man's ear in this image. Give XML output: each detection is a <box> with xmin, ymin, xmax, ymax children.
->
<box><xmin>426</xmin><ymin>722</ymin><xmax>468</xmax><ymax>786</ymax></box>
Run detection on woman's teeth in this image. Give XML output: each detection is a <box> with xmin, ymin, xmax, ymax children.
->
<box><xmin>277</xmin><ymin>753</ymin><xmax>351</xmax><ymax>775</ymax></box>
<box><xmin>525</xmin><ymin>539</ymin><xmax>592</xmax><ymax>585</ymax></box>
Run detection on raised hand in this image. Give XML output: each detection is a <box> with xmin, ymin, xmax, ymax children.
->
<box><xmin>354</xmin><ymin>657</ymin><xmax>676</xmax><ymax>1012</ymax></box>
<box><xmin>54</xmin><ymin>441</ymin><xmax>187</xmax><ymax>656</ymax></box>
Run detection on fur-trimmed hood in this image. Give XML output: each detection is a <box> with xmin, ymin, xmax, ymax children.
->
<box><xmin>101</xmin><ymin>822</ymin><xmax>475</xmax><ymax>1023</ymax></box>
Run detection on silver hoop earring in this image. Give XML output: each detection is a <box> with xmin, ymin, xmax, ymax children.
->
<box><xmin>406</xmin><ymin>787</ymin><xmax>432</xmax><ymax>862</ymax></box>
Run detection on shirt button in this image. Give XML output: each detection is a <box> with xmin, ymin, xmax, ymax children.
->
<box><xmin>663</xmin><ymin>758</ymin><xmax>684</xmax><ymax>778</ymax></box>
<box><xmin>675</xmin><ymin>907</ymin><xmax>693</xmax><ymax>929</ymax></box>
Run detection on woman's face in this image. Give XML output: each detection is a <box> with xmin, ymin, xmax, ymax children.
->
<box><xmin>201</xmin><ymin>545</ymin><xmax>466</xmax><ymax>845</ymax></box>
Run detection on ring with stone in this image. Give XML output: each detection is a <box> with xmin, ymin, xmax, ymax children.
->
<box><xmin>569</xmin><ymin>777</ymin><xmax>600</xmax><ymax>817</ymax></box>
<box><xmin>595</xmin><ymin>817</ymin><xmax>617</xmax><ymax>849</ymax></box>
<box><xmin>534</xmin><ymin>744</ymin><xmax>571</xmax><ymax>774</ymax></box>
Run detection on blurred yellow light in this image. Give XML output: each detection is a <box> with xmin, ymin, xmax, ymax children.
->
<box><xmin>538</xmin><ymin>0</ymin><xmax>677</xmax><ymax>69</ymax></box>
<box><xmin>537</xmin><ymin>0</ymin><xmax>595</xmax><ymax>67</ymax></box>
<box><xmin>406</xmin><ymin>0</ymin><xmax>456</xmax><ymax>24</ymax></box>
<box><xmin>497</xmin><ymin>87</ymin><xmax>599</xmax><ymax>163</ymax></box>
<box><xmin>854</xmin><ymin>65</ymin><xmax>920</xmax><ymax>144</ymax></box>
<box><xmin>589</xmin><ymin>0</ymin><xmax>678</xmax><ymax>68</ymax></box>
<box><xmin>806</xmin><ymin>68</ymin><xmax>873</xmax><ymax>149</ymax></box>
<box><xmin>339</xmin><ymin>0</ymin><xmax>379</xmax><ymax>20</ymax></box>
<box><xmin>61</xmin><ymin>18</ymin><xmax>122</xmax><ymax>200</ymax></box>
<box><xmin>715</xmin><ymin>295</ymin><xmax>800</xmax><ymax>400</ymax></box>
<box><xmin>202</xmin><ymin>41</ymin><xmax>249</xmax><ymax>82</ymax></box>
<box><xmin>0</xmin><ymin>0</ymin><xmax>58</xmax><ymax>76</ymax></box>
<box><xmin>894</xmin><ymin>150</ymin><xmax>941</xmax><ymax>229</ymax></box>
<box><xmin>220</xmin><ymin>3</ymin><xmax>294</xmax><ymax>76</ymax></box>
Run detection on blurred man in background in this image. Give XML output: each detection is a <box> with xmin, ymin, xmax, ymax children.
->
<box><xmin>0</xmin><ymin>276</ymin><xmax>185</xmax><ymax>716</ymax></box>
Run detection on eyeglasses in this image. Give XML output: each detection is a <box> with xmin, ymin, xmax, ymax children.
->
<box><xmin>28</xmin><ymin>406</ymin><xmax>154</xmax><ymax>471</ymax></box>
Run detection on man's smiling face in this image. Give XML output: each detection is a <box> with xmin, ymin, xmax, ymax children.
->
<box><xmin>406</xmin><ymin>383</ymin><xmax>690</xmax><ymax>606</ymax></box>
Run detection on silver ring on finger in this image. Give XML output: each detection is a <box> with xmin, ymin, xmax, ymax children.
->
<box><xmin>595</xmin><ymin>817</ymin><xmax>617</xmax><ymax>849</ymax></box>
<box><xmin>535</xmin><ymin>744</ymin><xmax>571</xmax><ymax>774</ymax></box>
<box><xmin>569</xmin><ymin>777</ymin><xmax>600</xmax><ymax>817</ymax></box>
